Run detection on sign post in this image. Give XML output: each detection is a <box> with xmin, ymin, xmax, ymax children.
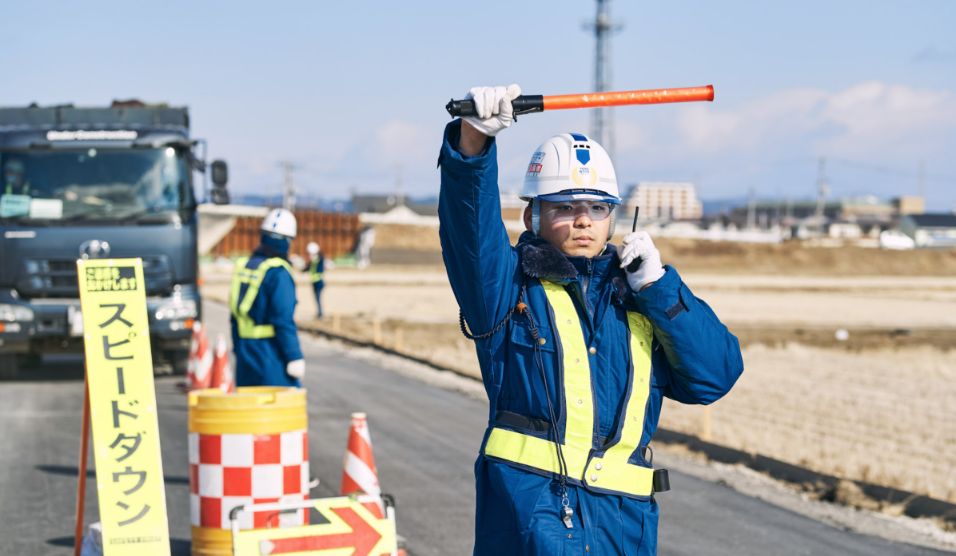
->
<box><xmin>76</xmin><ymin>258</ymin><xmax>170</xmax><ymax>554</ymax></box>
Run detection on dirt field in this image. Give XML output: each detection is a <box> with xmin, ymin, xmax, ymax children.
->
<box><xmin>202</xmin><ymin>235</ymin><xmax>956</xmax><ymax>505</ymax></box>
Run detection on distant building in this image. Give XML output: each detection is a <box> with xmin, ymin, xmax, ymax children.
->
<box><xmin>899</xmin><ymin>213</ymin><xmax>956</xmax><ymax>248</ymax></box>
<box><xmin>350</xmin><ymin>194</ymin><xmax>437</xmax><ymax>216</ymax></box>
<box><xmin>623</xmin><ymin>182</ymin><xmax>702</xmax><ymax>221</ymax></box>
<box><xmin>500</xmin><ymin>190</ymin><xmax>526</xmax><ymax>223</ymax></box>
<box><xmin>892</xmin><ymin>196</ymin><xmax>925</xmax><ymax>216</ymax></box>
<box><xmin>840</xmin><ymin>196</ymin><xmax>894</xmax><ymax>221</ymax></box>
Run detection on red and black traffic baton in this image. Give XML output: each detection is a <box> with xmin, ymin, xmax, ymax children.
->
<box><xmin>446</xmin><ymin>85</ymin><xmax>714</xmax><ymax>118</ymax></box>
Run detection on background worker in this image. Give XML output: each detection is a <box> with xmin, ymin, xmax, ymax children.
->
<box><xmin>229</xmin><ymin>208</ymin><xmax>306</xmax><ymax>387</ymax></box>
<box><xmin>3</xmin><ymin>158</ymin><xmax>31</xmax><ymax>196</ymax></box>
<box><xmin>306</xmin><ymin>241</ymin><xmax>326</xmax><ymax>318</ymax></box>
<box><xmin>438</xmin><ymin>84</ymin><xmax>744</xmax><ymax>555</ymax></box>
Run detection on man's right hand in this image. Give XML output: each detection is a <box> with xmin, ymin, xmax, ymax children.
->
<box><xmin>462</xmin><ymin>84</ymin><xmax>521</xmax><ymax>137</ymax></box>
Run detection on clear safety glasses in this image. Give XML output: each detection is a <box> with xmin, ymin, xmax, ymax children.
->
<box><xmin>542</xmin><ymin>200</ymin><xmax>615</xmax><ymax>222</ymax></box>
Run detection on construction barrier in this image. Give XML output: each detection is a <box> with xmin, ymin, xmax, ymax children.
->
<box><xmin>188</xmin><ymin>387</ymin><xmax>309</xmax><ymax>556</ymax></box>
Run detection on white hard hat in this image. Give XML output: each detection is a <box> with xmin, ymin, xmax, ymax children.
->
<box><xmin>306</xmin><ymin>242</ymin><xmax>320</xmax><ymax>255</ymax></box>
<box><xmin>520</xmin><ymin>132</ymin><xmax>620</xmax><ymax>204</ymax></box>
<box><xmin>261</xmin><ymin>208</ymin><xmax>297</xmax><ymax>239</ymax></box>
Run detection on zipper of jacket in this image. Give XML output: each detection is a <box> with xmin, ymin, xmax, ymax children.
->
<box><xmin>584</xmin><ymin>257</ymin><xmax>595</xmax><ymax>317</ymax></box>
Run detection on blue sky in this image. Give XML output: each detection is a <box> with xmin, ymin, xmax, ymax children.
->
<box><xmin>4</xmin><ymin>1</ymin><xmax>955</xmax><ymax>210</ymax></box>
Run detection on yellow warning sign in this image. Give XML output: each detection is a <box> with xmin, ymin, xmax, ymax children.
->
<box><xmin>77</xmin><ymin>258</ymin><xmax>170</xmax><ymax>555</ymax></box>
<box><xmin>232</xmin><ymin>497</ymin><xmax>397</xmax><ymax>556</ymax></box>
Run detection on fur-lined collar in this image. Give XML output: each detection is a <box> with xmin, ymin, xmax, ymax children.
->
<box><xmin>517</xmin><ymin>231</ymin><xmax>631</xmax><ymax>303</ymax></box>
<box><xmin>516</xmin><ymin>231</ymin><xmax>578</xmax><ymax>281</ymax></box>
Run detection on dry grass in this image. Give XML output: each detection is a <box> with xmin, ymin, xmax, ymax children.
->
<box><xmin>202</xmin><ymin>236</ymin><xmax>956</xmax><ymax>504</ymax></box>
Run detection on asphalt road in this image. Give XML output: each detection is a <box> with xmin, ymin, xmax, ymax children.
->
<box><xmin>1</xmin><ymin>300</ymin><xmax>951</xmax><ymax>555</ymax></box>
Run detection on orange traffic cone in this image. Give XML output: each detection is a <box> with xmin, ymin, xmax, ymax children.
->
<box><xmin>341</xmin><ymin>412</ymin><xmax>385</xmax><ymax>518</ymax></box>
<box><xmin>187</xmin><ymin>322</ymin><xmax>212</xmax><ymax>391</ymax></box>
<box><xmin>209</xmin><ymin>334</ymin><xmax>235</xmax><ymax>393</ymax></box>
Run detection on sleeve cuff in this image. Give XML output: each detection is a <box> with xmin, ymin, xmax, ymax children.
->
<box><xmin>438</xmin><ymin>119</ymin><xmax>495</xmax><ymax>169</ymax></box>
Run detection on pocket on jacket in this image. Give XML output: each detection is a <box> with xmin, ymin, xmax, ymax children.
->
<box><xmin>510</xmin><ymin>320</ymin><xmax>556</xmax><ymax>352</ymax></box>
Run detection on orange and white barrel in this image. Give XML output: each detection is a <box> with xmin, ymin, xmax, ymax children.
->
<box><xmin>188</xmin><ymin>387</ymin><xmax>309</xmax><ymax>555</ymax></box>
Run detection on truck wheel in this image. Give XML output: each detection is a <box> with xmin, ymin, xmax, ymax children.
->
<box><xmin>166</xmin><ymin>349</ymin><xmax>190</xmax><ymax>376</ymax></box>
<box><xmin>0</xmin><ymin>355</ymin><xmax>20</xmax><ymax>380</ymax></box>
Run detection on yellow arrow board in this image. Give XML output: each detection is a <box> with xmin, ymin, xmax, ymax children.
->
<box><xmin>77</xmin><ymin>258</ymin><xmax>170</xmax><ymax>554</ymax></box>
<box><xmin>233</xmin><ymin>497</ymin><xmax>397</xmax><ymax>556</ymax></box>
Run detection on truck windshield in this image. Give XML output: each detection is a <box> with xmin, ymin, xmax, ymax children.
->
<box><xmin>0</xmin><ymin>147</ymin><xmax>193</xmax><ymax>224</ymax></box>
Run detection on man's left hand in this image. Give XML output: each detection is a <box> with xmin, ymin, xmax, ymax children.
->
<box><xmin>286</xmin><ymin>359</ymin><xmax>306</xmax><ymax>379</ymax></box>
<box><xmin>620</xmin><ymin>231</ymin><xmax>665</xmax><ymax>291</ymax></box>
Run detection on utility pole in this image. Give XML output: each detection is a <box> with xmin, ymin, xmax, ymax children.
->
<box><xmin>814</xmin><ymin>157</ymin><xmax>829</xmax><ymax>233</ymax></box>
<box><xmin>746</xmin><ymin>187</ymin><xmax>756</xmax><ymax>230</ymax></box>
<box><xmin>394</xmin><ymin>163</ymin><xmax>404</xmax><ymax>207</ymax></box>
<box><xmin>584</xmin><ymin>0</ymin><xmax>621</xmax><ymax>151</ymax></box>
<box><xmin>280</xmin><ymin>161</ymin><xmax>297</xmax><ymax>211</ymax></box>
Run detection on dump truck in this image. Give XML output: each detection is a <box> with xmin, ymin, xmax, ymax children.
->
<box><xmin>0</xmin><ymin>100</ymin><xmax>229</xmax><ymax>378</ymax></box>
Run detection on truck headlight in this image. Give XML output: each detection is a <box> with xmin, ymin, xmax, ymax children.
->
<box><xmin>154</xmin><ymin>298</ymin><xmax>197</xmax><ymax>321</ymax></box>
<box><xmin>0</xmin><ymin>304</ymin><xmax>34</xmax><ymax>322</ymax></box>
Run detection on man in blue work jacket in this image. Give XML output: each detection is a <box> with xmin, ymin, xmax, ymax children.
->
<box><xmin>229</xmin><ymin>208</ymin><xmax>306</xmax><ymax>387</ymax></box>
<box><xmin>438</xmin><ymin>84</ymin><xmax>744</xmax><ymax>555</ymax></box>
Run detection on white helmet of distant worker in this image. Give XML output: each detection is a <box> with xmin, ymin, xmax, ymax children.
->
<box><xmin>261</xmin><ymin>208</ymin><xmax>297</xmax><ymax>239</ymax></box>
<box><xmin>306</xmin><ymin>241</ymin><xmax>320</xmax><ymax>255</ymax></box>
<box><xmin>520</xmin><ymin>132</ymin><xmax>620</xmax><ymax>235</ymax></box>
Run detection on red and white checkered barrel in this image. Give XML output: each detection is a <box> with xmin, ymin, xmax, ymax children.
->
<box><xmin>188</xmin><ymin>387</ymin><xmax>309</xmax><ymax>556</ymax></box>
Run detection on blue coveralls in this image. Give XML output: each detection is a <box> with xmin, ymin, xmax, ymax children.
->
<box><xmin>230</xmin><ymin>244</ymin><xmax>304</xmax><ymax>387</ymax></box>
<box><xmin>309</xmin><ymin>254</ymin><xmax>326</xmax><ymax>318</ymax></box>
<box><xmin>438</xmin><ymin>120</ymin><xmax>744</xmax><ymax>555</ymax></box>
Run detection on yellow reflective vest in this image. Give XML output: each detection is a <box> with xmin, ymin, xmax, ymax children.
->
<box><xmin>309</xmin><ymin>258</ymin><xmax>324</xmax><ymax>283</ymax></box>
<box><xmin>483</xmin><ymin>280</ymin><xmax>657</xmax><ymax>498</ymax></box>
<box><xmin>229</xmin><ymin>256</ymin><xmax>293</xmax><ymax>339</ymax></box>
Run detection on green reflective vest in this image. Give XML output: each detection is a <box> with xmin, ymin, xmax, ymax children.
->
<box><xmin>229</xmin><ymin>256</ymin><xmax>293</xmax><ymax>339</ymax></box>
<box><xmin>484</xmin><ymin>280</ymin><xmax>656</xmax><ymax>497</ymax></box>
<box><xmin>309</xmin><ymin>258</ymin><xmax>324</xmax><ymax>283</ymax></box>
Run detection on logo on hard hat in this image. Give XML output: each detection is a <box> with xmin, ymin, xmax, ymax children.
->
<box><xmin>526</xmin><ymin>151</ymin><xmax>545</xmax><ymax>176</ymax></box>
<box><xmin>575</xmin><ymin>148</ymin><xmax>591</xmax><ymax>165</ymax></box>
<box><xmin>572</xmin><ymin>166</ymin><xmax>598</xmax><ymax>187</ymax></box>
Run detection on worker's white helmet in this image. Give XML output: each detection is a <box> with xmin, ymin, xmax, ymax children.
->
<box><xmin>261</xmin><ymin>208</ymin><xmax>297</xmax><ymax>239</ymax></box>
<box><xmin>520</xmin><ymin>132</ymin><xmax>620</xmax><ymax>204</ymax></box>
<box><xmin>306</xmin><ymin>241</ymin><xmax>320</xmax><ymax>255</ymax></box>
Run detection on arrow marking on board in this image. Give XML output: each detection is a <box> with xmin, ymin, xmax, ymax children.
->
<box><xmin>258</xmin><ymin>506</ymin><xmax>383</xmax><ymax>555</ymax></box>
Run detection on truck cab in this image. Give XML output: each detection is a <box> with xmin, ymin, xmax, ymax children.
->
<box><xmin>0</xmin><ymin>101</ymin><xmax>228</xmax><ymax>378</ymax></box>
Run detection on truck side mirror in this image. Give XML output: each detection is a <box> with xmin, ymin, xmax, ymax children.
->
<box><xmin>210</xmin><ymin>159</ymin><xmax>230</xmax><ymax>205</ymax></box>
<box><xmin>211</xmin><ymin>160</ymin><xmax>228</xmax><ymax>187</ymax></box>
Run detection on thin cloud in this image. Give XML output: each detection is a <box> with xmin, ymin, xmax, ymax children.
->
<box><xmin>666</xmin><ymin>81</ymin><xmax>956</xmax><ymax>161</ymax></box>
<box><xmin>911</xmin><ymin>45</ymin><xmax>956</xmax><ymax>64</ymax></box>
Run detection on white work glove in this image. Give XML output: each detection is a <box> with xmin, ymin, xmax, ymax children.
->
<box><xmin>619</xmin><ymin>231</ymin><xmax>666</xmax><ymax>291</ymax></box>
<box><xmin>462</xmin><ymin>84</ymin><xmax>521</xmax><ymax>137</ymax></box>
<box><xmin>286</xmin><ymin>359</ymin><xmax>306</xmax><ymax>379</ymax></box>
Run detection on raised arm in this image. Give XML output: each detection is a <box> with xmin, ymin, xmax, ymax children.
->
<box><xmin>438</xmin><ymin>119</ymin><xmax>517</xmax><ymax>335</ymax></box>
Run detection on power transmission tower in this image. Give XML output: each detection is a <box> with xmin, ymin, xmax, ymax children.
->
<box><xmin>280</xmin><ymin>161</ymin><xmax>297</xmax><ymax>211</ymax></box>
<box><xmin>584</xmin><ymin>0</ymin><xmax>622</xmax><ymax>151</ymax></box>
